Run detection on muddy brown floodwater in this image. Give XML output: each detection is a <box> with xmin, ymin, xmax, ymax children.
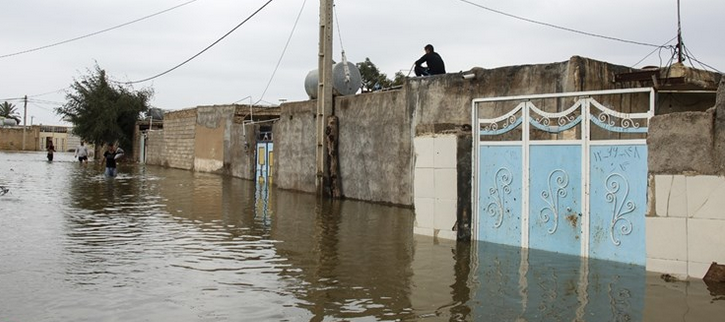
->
<box><xmin>1</xmin><ymin>151</ymin><xmax>724</xmax><ymax>321</ymax></box>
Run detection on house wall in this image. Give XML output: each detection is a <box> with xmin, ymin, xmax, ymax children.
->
<box><xmin>274</xmin><ymin>56</ymin><xmax>636</xmax><ymax>206</ymax></box>
<box><xmin>144</xmin><ymin>105</ymin><xmax>262</xmax><ymax>180</ymax></box>
<box><xmin>646</xmin><ymin>78</ymin><xmax>725</xmax><ymax>278</ymax></box>
<box><xmin>194</xmin><ymin>106</ymin><xmax>234</xmax><ymax>173</ymax></box>
<box><xmin>228</xmin><ymin>120</ymin><xmax>257</xmax><ymax>180</ymax></box>
<box><xmin>0</xmin><ymin>127</ymin><xmax>39</xmax><ymax>151</ymax></box>
<box><xmin>146</xmin><ymin>130</ymin><xmax>166</xmax><ymax>166</ymax></box>
<box><xmin>158</xmin><ymin>109</ymin><xmax>196</xmax><ymax>170</ymax></box>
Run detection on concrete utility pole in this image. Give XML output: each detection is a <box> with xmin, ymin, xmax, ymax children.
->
<box><xmin>676</xmin><ymin>0</ymin><xmax>684</xmax><ymax>63</ymax></box>
<box><xmin>22</xmin><ymin>95</ymin><xmax>27</xmax><ymax>150</ymax></box>
<box><xmin>316</xmin><ymin>0</ymin><xmax>334</xmax><ymax>197</ymax></box>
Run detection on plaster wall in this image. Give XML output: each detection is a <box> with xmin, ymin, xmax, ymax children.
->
<box><xmin>646</xmin><ymin>79</ymin><xmax>725</xmax><ymax>278</ymax></box>
<box><xmin>194</xmin><ymin>106</ymin><xmax>234</xmax><ymax>173</ymax></box>
<box><xmin>227</xmin><ymin>121</ymin><xmax>257</xmax><ymax>180</ymax></box>
<box><xmin>274</xmin><ymin>56</ymin><xmax>634</xmax><ymax>205</ymax></box>
<box><xmin>274</xmin><ymin>101</ymin><xmax>317</xmax><ymax>194</ymax></box>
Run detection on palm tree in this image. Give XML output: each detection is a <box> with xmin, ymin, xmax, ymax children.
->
<box><xmin>0</xmin><ymin>101</ymin><xmax>21</xmax><ymax>124</ymax></box>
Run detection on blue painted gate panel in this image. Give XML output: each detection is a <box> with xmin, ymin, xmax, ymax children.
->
<box><xmin>478</xmin><ymin>145</ymin><xmax>522</xmax><ymax>246</ymax></box>
<box><xmin>588</xmin><ymin>145</ymin><xmax>647</xmax><ymax>265</ymax></box>
<box><xmin>529</xmin><ymin>145</ymin><xmax>582</xmax><ymax>256</ymax></box>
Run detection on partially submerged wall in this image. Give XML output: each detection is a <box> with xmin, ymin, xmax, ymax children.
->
<box><xmin>646</xmin><ymin>78</ymin><xmax>725</xmax><ymax>278</ymax></box>
<box><xmin>195</xmin><ymin>106</ymin><xmax>234</xmax><ymax>173</ymax></box>
<box><xmin>274</xmin><ymin>101</ymin><xmax>317</xmax><ymax>193</ymax></box>
<box><xmin>162</xmin><ymin>109</ymin><xmax>197</xmax><ymax>170</ymax></box>
<box><xmin>146</xmin><ymin>105</ymin><xmax>262</xmax><ymax>180</ymax></box>
<box><xmin>146</xmin><ymin>130</ymin><xmax>166</xmax><ymax>166</ymax></box>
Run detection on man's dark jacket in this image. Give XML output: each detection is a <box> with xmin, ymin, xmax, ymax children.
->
<box><xmin>415</xmin><ymin>52</ymin><xmax>446</xmax><ymax>75</ymax></box>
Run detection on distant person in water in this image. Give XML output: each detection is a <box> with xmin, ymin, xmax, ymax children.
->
<box><xmin>102</xmin><ymin>143</ymin><xmax>124</xmax><ymax>177</ymax></box>
<box><xmin>46</xmin><ymin>142</ymin><xmax>55</xmax><ymax>161</ymax></box>
<box><xmin>74</xmin><ymin>141</ymin><xmax>89</xmax><ymax>164</ymax></box>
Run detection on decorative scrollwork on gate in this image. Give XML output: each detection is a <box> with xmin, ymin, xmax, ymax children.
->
<box><xmin>605</xmin><ymin>173</ymin><xmax>635</xmax><ymax>246</ymax></box>
<box><xmin>528</xmin><ymin>100</ymin><xmax>583</xmax><ymax>133</ymax></box>
<box><xmin>486</xmin><ymin>168</ymin><xmax>513</xmax><ymax>228</ymax></box>
<box><xmin>590</xmin><ymin>99</ymin><xmax>648</xmax><ymax>133</ymax></box>
<box><xmin>540</xmin><ymin>169</ymin><xmax>569</xmax><ymax>234</ymax></box>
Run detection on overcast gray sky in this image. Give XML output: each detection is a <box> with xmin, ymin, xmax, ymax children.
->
<box><xmin>2</xmin><ymin>0</ymin><xmax>723</xmax><ymax>126</ymax></box>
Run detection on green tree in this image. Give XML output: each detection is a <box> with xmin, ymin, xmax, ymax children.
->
<box><xmin>356</xmin><ymin>58</ymin><xmax>393</xmax><ymax>92</ymax></box>
<box><xmin>56</xmin><ymin>65</ymin><xmax>153</xmax><ymax>152</ymax></box>
<box><xmin>0</xmin><ymin>101</ymin><xmax>21</xmax><ymax>124</ymax></box>
<box><xmin>392</xmin><ymin>71</ymin><xmax>406</xmax><ymax>87</ymax></box>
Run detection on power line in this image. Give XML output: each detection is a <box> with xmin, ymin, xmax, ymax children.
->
<box><xmin>28</xmin><ymin>98</ymin><xmax>65</xmax><ymax>105</ymax></box>
<box><xmin>29</xmin><ymin>88</ymin><xmax>68</xmax><ymax>98</ymax></box>
<box><xmin>123</xmin><ymin>0</ymin><xmax>275</xmax><ymax>85</ymax></box>
<box><xmin>457</xmin><ymin>0</ymin><xmax>662</xmax><ymax>48</ymax></box>
<box><xmin>333</xmin><ymin>3</ymin><xmax>345</xmax><ymax>52</ymax></box>
<box><xmin>683</xmin><ymin>45</ymin><xmax>723</xmax><ymax>74</ymax></box>
<box><xmin>254</xmin><ymin>0</ymin><xmax>308</xmax><ymax>104</ymax></box>
<box><xmin>630</xmin><ymin>36</ymin><xmax>677</xmax><ymax>68</ymax></box>
<box><xmin>0</xmin><ymin>0</ymin><xmax>200</xmax><ymax>59</ymax></box>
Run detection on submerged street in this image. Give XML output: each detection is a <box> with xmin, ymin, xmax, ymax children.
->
<box><xmin>1</xmin><ymin>151</ymin><xmax>724</xmax><ymax>321</ymax></box>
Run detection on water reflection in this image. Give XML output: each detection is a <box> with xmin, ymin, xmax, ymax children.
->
<box><xmin>471</xmin><ymin>243</ymin><xmax>645</xmax><ymax>321</ymax></box>
<box><xmin>1</xmin><ymin>152</ymin><xmax>724</xmax><ymax>321</ymax></box>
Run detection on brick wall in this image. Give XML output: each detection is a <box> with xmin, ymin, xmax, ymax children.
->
<box><xmin>146</xmin><ymin>109</ymin><xmax>197</xmax><ymax>170</ymax></box>
<box><xmin>145</xmin><ymin>130</ymin><xmax>166</xmax><ymax>166</ymax></box>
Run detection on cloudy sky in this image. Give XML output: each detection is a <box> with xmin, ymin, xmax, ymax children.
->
<box><xmin>2</xmin><ymin>0</ymin><xmax>723</xmax><ymax>126</ymax></box>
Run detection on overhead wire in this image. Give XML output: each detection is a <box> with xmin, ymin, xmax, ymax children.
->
<box><xmin>333</xmin><ymin>3</ymin><xmax>352</xmax><ymax>88</ymax></box>
<box><xmin>333</xmin><ymin>3</ymin><xmax>345</xmax><ymax>51</ymax></box>
<box><xmin>0</xmin><ymin>0</ymin><xmax>201</xmax><ymax>59</ymax></box>
<box><xmin>682</xmin><ymin>46</ymin><xmax>723</xmax><ymax>74</ymax></box>
<box><xmin>122</xmin><ymin>0</ymin><xmax>275</xmax><ymax>85</ymax></box>
<box><xmin>630</xmin><ymin>36</ymin><xmax>678</xmax><ymax>68</ymax></box>
<box><xmin>252</xmin><ymin>0</ymin><xmax>308</xmax><ymax>105</ymax></box>
<box><xmin>457</xmin><ymin>0</ymin><xmax>662</xmax><ymax>48</ymax></box>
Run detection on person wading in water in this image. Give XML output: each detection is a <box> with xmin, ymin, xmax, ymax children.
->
<box><xmin>101</xmin><ymin>142</ymin><xmax>124</xmax><ymax>177</ymax></box>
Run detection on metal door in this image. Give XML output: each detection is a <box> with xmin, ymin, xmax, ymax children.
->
<box><xmin>472</xmin><ymin>88</ymin><xmax>653</xmax><ymax>265</ymax></box>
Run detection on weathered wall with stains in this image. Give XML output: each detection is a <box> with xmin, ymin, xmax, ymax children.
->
<box><xmin>646</xmin><ymin>78</ymin><xmax>725</xmax><ymax>278</ymax></box>
<box><xmin>194</xmin><ymin>106</ymin><xmax>234</xmax><ymax>173</ymax></box>
<box><xmin>274</xmin><ymin>100</ymin><xmax>317</xmax><ymax>194</ymax></box>
<box><xmin>274</xmin><ymin>56</ymin><xmax>637</xmax><ymax>205</ymax></box>
<box><xmin>648</xmin><ymin>78</ymin><xmax>725</xmax><ymax>175</ymax></box>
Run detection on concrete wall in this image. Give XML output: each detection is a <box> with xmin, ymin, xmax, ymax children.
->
<box><xmin>274</xmin><ymin>101</ymin><xmax>317</xmax><ymax>194</ymax></box>
<box><xmin>274</xmin><ymin>56</ymin><xmax>636</xmax><ymax>206</ymax></box>
<box><xmin>336</xmin><ymin>91</ymin><xmax>414</xmax><ymax>204</ymax></box>
<box><xmin>227</xmin><ymin>119</ymin><xmax>257</xmax><ymax>180</ymax></box>
<box><xmin>194</xmin><ymin>106</ymin><xmax>234</xmax><ymax>173</ymax></box>
<box><xmin>0</xmin><ymin>126</ymin><xmax>39</xmax><ymax>151</ymax></box>
<box><xmin>646</xmin><ymin>78</ymin><xmax>725</xmax><ymax>278</ymax></box>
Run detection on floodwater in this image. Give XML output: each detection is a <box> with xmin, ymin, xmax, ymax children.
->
<box><xmin>1</xmin><ymin>151</ymin><xmax>724</xmax><ymax>322</ymax></box>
